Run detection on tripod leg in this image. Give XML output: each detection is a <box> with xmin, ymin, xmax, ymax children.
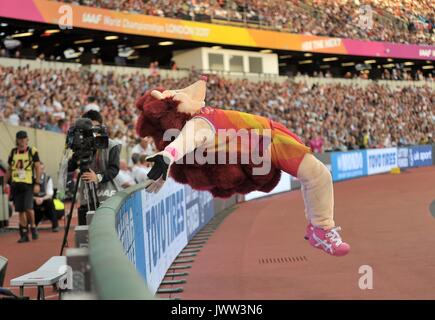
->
<box><xmin>92</xmin><ymin>182</ymin><xmax>99</xmax><ymax>210</ymax></box>
<box><xmin>84</xmin><ymin>182</ymin><xmax>91</xmax><ymax>213</ymax></box>
<box><xmin>60</xmin><ymin>172</ymin><xmax>81</xmax><ymax>256</ymax></box>
<box><xmin>87</xmin><ymin>182</ymin><xmax>100</xmax><ymax>212</ymax></box>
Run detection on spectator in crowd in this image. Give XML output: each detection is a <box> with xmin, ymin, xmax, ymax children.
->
<box><xmin>130</xmin><ymin>153</ymin><xmax>141</xmax><ymax>182</ymax></box>
<box><xmin>45</xmin><ymin>115</ymin><xmax>62</xmax><ymax>133</ymax></box>
<box><xmin>115</xmin><ymin>159</ymin><xmax>136</xmax><ymax>189</ymax></box>
<box><xmin>171</xmin><ymin>60</ymin><xmax>178</xmax><ymax>71</ymax></box>
<box><xmin>5</xmin><ymin>131</ymin><xmax>42</xmax><ymax>243</ymax></box>
<box><xmin>309</xmin><ymin>133</ymin><xmax>324</xmax><ymax>154</ymax></box>
<box><xmin>131</xmin><ymin>137</ymin><xmax>156</xmax><ymax>157</ymax></box>
<box><xmin>150</xmin><ymin>61</ymin><xmax>160</xmax><ymax>77</ymax></box>
<box><xmin>6</xmin><ymin>109</ymin><xmax>20</xmax><ymax>126</ymax></box>
<box><xmin>133</xmin><ymin>154</ymin><xmax>152</xmax><ymax>184</ymax></box>
<box><xmin>346</xmin><ymin>135</ymin><xmax>360</xmax><ymax>150</ymax></box>
<box><xmin>359</xmin><ymin>129</ymin><xmax>371</xmax><ymax>149</ymax></box>
<box><xmin>83</xmin><ymin>96</ymin><xmax>100</xmax><ymax>113</ymax></box>
<box><xmin>33</xmin><ymin>162</ymin><xmax>59</xmax><ymax>232</ymax></box>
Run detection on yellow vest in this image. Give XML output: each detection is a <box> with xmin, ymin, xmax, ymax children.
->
<box><xmin>53</xmin><ymin>198</ymin><xmax>65</xmax><ymax>211</ymax></box>
<box><xmin>9</xmin><ymin>147</ymin><xmax>38</xmax><ymax>184</ymax></box>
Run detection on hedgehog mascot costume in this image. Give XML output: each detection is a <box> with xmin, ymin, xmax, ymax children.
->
<box><xmin>136</xmin><ymin>77</ymin><xmax>350</xmax><ymax>256</ymax></box>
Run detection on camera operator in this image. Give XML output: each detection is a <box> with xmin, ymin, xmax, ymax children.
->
<box><xmin>67</xmin><ymin>110</ymin><xmax>121</xmax><ymax>225</ymax></box>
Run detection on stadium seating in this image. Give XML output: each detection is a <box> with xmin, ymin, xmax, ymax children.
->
<box><xmin>1</xmin><ymin>58</ymin><xmax>433</xmax><ymax>155</ymax></box>
<box><xmin>56</xmin><ymin>0</ymin><xmax>434</xmax><ymax>45</ymax></box>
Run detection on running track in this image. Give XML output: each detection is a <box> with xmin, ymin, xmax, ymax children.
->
<box><xmin>1</xmin><ymin>167</ymin><xmax>434</xmax><ymax>299</ymax></box>
<box><xmin>177</xmin><ymin>166</ymin><xmax>435</xmax><ymax>299</ymax></box>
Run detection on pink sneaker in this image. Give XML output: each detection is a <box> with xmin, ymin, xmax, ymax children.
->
<box><xmin>309</xmin><ymin>226</ymin><xmax>350</xmax><ymax>256</ymax></box>
<box><xmin>304</xmin><ymin>223</ymin><xmax>313</xmax><ymax>240</ymax></box>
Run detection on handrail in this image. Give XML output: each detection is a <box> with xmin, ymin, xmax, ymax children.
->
<box><xmin>88</xmin><ymin>184</ymin><xmax>154</xmax><ymax>300</ymax></box>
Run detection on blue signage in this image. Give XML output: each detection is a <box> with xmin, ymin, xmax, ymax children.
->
<box><xmin>409</xmin><ymin>145</ymin><xmax>432</xmax><ymax>167</ymax></box>
<box><xmin>116</xmin><ymin>191</ymin><xmax>146</xmax><ymax>280</ymax></box>
<box><xmin>331</xmin><ymin>150</ymin><xmax>367</xmax><ymax>181</ymax></box>
<box><xmin>185</xmin><ymin>186</ymin><xmax>215</xmax><ymax>240</ymax></box>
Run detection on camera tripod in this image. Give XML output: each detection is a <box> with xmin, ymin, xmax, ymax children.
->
<box><xmin>60</xmin><ymin>170</ymin><xmax>100</xmax><ymax>256</ymax></box>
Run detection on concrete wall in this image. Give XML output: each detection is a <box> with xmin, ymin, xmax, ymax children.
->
<box><xmin>173</xmin><ymin>47</ymin><xmax>279</xmax><ymax>75</ymax></box>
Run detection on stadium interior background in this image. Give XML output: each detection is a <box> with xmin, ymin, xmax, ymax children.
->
<box><xmin>0</xmin><ymin>17</ymin><xmax>433</xmax><ymax>78</ymax></box>
<box><xmin>0</xmin><ymin>0</ymin><xmax>434</xmax><ymax>301</ymax></box>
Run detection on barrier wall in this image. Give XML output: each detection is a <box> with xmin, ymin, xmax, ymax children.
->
<box><xmin>90</xmin><ymin>178</ymin><xmax>235</xmax><ymax>298</ymax></box>
<box><xmin>244</xmin><ymin>172</ymin><xmax>292</xmax><ymax>201</ymax></box>
<box><xmin>111</xmin><ymin>179</ymin><xmax>215</xmax><ymax>295</ymax></box>
<box><xmin>330</xmin><ymin>146</ymin><xmax>434</xmax><ymax>182</ymax></box>
<box><xmin>88</xmin><ymin>184</ymin><xmax>155</xmax><ymax>299</ymax></box>
<box><xmin>248</xmin><ymin>145</ymin><xmax>434</xmax><ymax>199</ymax></box>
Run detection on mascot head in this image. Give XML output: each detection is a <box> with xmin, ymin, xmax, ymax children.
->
<box><xmin>135</xmin><ymin>78</ymin><xmax>281</xmax><ymax>198</ymax></box>
<box><xmin>135</xmin><ymin>79</ymin><xmax>206</xmax><ymax>150</ymax></box>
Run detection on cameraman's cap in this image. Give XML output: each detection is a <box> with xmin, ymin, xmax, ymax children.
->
<box><xmin>16</xmin><ymin>130</ymin><xmax>28</xmax><ymax>139</ymax></box>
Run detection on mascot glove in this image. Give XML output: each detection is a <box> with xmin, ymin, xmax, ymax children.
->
<box><xmin>144</xmin><ymin>150</ymin><xmax>175</xmax><ymax>193</ymax></box>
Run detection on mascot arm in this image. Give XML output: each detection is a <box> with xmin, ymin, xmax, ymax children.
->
<box><xmin>144</xmin><ymin>117</ymin><xmax>214</xmax><ymax>193</ymax></box>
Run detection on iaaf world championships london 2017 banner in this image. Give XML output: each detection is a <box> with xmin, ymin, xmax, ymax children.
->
<box><xmin>1</xmin><ymin>0</ymin><xmax>434</xmax><ymax>60</ymax></box>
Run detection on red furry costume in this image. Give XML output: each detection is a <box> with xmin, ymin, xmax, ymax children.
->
<box><xmin>135</xmin><ymin>83</ymin><xmax>351</xmax><ymax>256</ymax></box>
<box><xmin>136</xmin><ymin>89</ymin><xmax>282</xmax><ymax>198</ymax></box>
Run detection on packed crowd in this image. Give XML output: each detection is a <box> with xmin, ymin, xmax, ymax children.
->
<box><xmin>0</xmin><ymin>65</ymin><xmax>434</xmax><ymax>154</ymax></box>
<box><xmin>56</xmin><ymin>0</ymin><xmax>434</xmax><ymax>45</ymax></box>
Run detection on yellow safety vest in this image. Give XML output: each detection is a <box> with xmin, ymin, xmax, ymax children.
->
<box><xmin>53</xmin><ymin>198</ymin><xmax>65</xmax><ymax>211</ymax></box>
<box><xmin>9</xmin><ymin>147</ymin><xmax>38</xmax><ymax>184</ymax></box>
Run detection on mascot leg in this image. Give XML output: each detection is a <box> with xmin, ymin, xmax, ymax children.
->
<box><xmin>296</xmin><ymin>153</ymin><xmax>350</xmax><ymax>256</ymax></box>
<box><xmin>297</xmin><ymin>153</ymin><xmax>334</xmax><ymax>229</ymax></box>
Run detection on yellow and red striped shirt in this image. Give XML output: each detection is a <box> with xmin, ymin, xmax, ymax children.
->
<box><xmin>193</xmin><ymin>107</ymin><xmax>311</xmax><ymax>176</ymax></box>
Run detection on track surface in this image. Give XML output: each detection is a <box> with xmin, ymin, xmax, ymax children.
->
<box><xmin>0</xmin><ymin>211</ymin><xmax>75</xmax><ymax>300</ymax></box>
<box><xmin>1</xmin><ymin>167</ymin><xmax>434</xmax><ymax>299</ymax></box>
<box><xmin>179</xmin><ymin>167</ymin><xmax>435</xmax><ymax>299</ymax></box>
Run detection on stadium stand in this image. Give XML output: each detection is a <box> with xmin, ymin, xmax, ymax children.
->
<box><xmin>55</xmin><ymin>0</ymin><xmax>434</xmax><ymax>45</ymax></box>
<box><xmin>1</xmin><ymin>58</ymin><xmax>433</xmax><ymax>155</ymax></box>
<box><xmin>0</xmin><ymin>0</ymin><xmax>434</xmax><ymax>302</ymax></box>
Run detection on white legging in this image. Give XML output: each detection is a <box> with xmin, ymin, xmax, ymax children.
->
<box><xmin>297</xmin><ymin>153</ymin><xmax>335</xmax><ymax>229</ymax></box>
